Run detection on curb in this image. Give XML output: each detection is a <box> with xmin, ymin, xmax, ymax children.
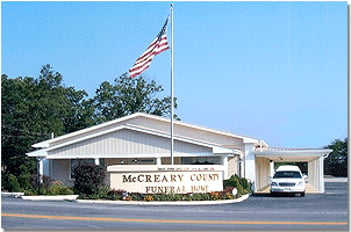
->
<box><xmin>76</xmin><ymin>194</ymin><xmax>249</xmax><ymax>205</ymax></box>
<box><xmin>1</xmin><ymin>192</ymin><xmax>25</xmax><ymax>198</ymax></box>
<box><xmin>21</xmin><ymin>195</ymin><xmax>79</xmax><ymax>201</ymax></box>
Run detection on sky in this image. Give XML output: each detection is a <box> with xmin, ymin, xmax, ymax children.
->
<box><xmin>2</xmin><ymin>1</ymin><xmax>348</xmax><ymax>148</ymax></box>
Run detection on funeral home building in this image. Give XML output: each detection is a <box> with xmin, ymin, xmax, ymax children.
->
<box><xmin>26</xmin><ymin>113</ymin><xmax>332</xmax><ymax>193</ymax></box>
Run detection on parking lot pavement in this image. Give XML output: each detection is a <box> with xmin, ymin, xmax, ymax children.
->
<box><xmin>1</xmin><ymin>181</ymin><xmax>349</xmax><ymax>231</ymax></box>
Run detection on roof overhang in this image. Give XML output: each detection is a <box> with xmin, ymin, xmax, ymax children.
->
<box><xmin>28</xmin><ymin>153</ymin><xmax>235</xmax><ymax>160</ymax></box>
<box><xmin>31</xmin><ymin>113</ymin><xmax>142</xmax><ymax>148</ymax></box>
<box><xmin>254</xmin><ymin>147</ymin><xmax>333</xmax><ymax>162</ymax></box>
<box><xmin>26</xmin><ymin>149</ymin><xmax>47</xmax><ymax>158</ymax></box>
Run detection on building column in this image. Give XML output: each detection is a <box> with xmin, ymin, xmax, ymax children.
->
<box><xmin>156</xmin><ymin>157</ymin><xmax>162</xmax><ymax>165</ymax></box>
<box><xmin>269</xmin><ymin>160</ymin><xmax>275</xmax><ymax>178</ymax></box>
<box><xmin>38</xmin><ymin>158</ymin><xmax>44</xmax><ymax>184</ymax></box>
<box><xmin>319</xmin><ymin>156</ymin><xmax>325</xmax><ymax>193</ymax></box>
<box><xmin>238</xmin><ymin>158</ymin><xmax>242</xmax><ymax>178</ymax></box>
<box><xmin>222</xmin><ymin>155</ymin><xmax>229</xmax><ymax>179</ymax></box>
<box><xmin>308</xmin><ymin>158</ymin><xmax>320</xmax><ymax>192</ymax></box>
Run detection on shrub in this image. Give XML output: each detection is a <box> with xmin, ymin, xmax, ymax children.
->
<box><xmin>223</xmin><ymin>186</ymin><xmax>234</xmax><ymax>193</ymax></box>
<box><xmin>153</xmin><ymin>194</ymin><xmax>169</xmax><ymax>201</ymax></box>
<box><xmin>181</xmin><ymin>194</ymin><xmax>193</xmax><ymax>201</ymax></box>
<box><xmin>81</xmin><ymin>189</ymin><xmax>238</xmax><ymax>201</ymax></box>
<box><xmin>223</xmin><ymin>175</ymin><xmax>251</xmax><ymax>195</ymax></box>
<box><xmin>105</xmin><ymin>189</ymin><xmax>126</xmax><ymax>200</ymax></box>
<box><xmin>221</xmin><ymin>187</ymin><xmax>235</xmax><ymax>199</ymax></box>
<box><xmin>6</xmin><ymin>174</ymin><xmax>22</xmax><ymax>192</ymax></box>
<box><xmin>23</xmin><ymin>190</ymin><xmax>36</xmax><ymax>196</ymax></box>
<box><xmin>225</xmin><ymin>192</ymin><xmax>234</xmax><ymax>199</ymax></box>
<box><xmin>96</xmin><ymin>185</ymin><xmax>110</xmax><ymax>199</ymax></box>
<box><xmin>47</xmin><ymin>181</ymin><xmax>74</xmax><ymax>195</ymax></box>
<box><xmin>209</xmin><ymin>191</ymin><xmax>220</xmax><ymax>200</ymax></box>
<box><xmin>130</xmin><ymin>192</ymin><xmax>143</xmax><ymax>201</ymax></box>
<box><xmin>144</xmin><ymin>195</ymin><xmax>154</xmax><ymax>201</ymax></box>
<box><xmin>17</xmin><ymin>173</ymin><xmax>32</xmax><ymax>191</ymax></box>
<box><xmin>72</xmin><ymin>164</ymin><xmax>106</xmax><ymax>196</ymax></box>
<box><xmin>191</xmin><ymin>193</ymin><xmax>203</xmax><ymax>201</ymax></box>
<box><xmin>26</xmin><ymin>174</ymin><xmax>52</xmax><ymax>195</ymax></box>
<box><xmin>30</xmin><ymin>174</ymin><xmax>51</xmax><ymax>191</ymax></box>
<box><xmin>239</xmin><ymin>177</ymin><xmax>250</xmax><ymax>191</ymax></box>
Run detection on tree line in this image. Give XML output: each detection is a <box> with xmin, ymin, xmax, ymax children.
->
<box><xmin>324</xmin><ymin>138</ymin><xmax>348</xmax><ymax>177</ymax></box>
<box><xmin>2</xmin><ymin>64</ymin><xmax>177</xmax><ymax>191</ymax></box>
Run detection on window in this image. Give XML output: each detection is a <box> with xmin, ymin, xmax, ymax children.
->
<box><xmin>130</xmin><ymin>159</ymin><xmax>155</xmax><ymax>164</ymax></box>
<box><xmin>181</xmin><ymin>156</ymin><xmax>221</xmax><ymax>165</ymax></box>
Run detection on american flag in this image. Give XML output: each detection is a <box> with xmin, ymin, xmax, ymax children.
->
<box><xmin>129</xmin><ymin>17</ymin><xmax>170</xmax><ymax>78</ymax></box>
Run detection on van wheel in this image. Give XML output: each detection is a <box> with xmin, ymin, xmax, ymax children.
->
<box><xmin>300</xmin><ymin>192</ymin><xmax>305</xmax><ymax>197</ymax></box>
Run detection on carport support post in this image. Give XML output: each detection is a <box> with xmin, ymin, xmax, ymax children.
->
<box><xmin>319</xmin><ymin>156</ymin><xmax>325</xmax><ymax>193</ymax></box>
<box><xmin>269</xmin><ymin>160</ymin><xmax>274</xmax><ymax>177</ymax></box>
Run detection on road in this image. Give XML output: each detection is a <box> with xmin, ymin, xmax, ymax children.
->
<box><xmin>2</xmin><ymin>181</ymin><xmax>349</xmax><ymax>231</ymax></box>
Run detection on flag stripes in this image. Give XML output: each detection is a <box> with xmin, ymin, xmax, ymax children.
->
<box><xmin>129</xmin><ymin>18</ymin><xmax>170</xmax><ymax>78</ymax></box>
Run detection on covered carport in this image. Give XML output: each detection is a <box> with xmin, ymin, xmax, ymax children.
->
<box><xmin>253</xmin><ymin>147</ymin><xmax>332</xmax><ymax>193</ymax></box>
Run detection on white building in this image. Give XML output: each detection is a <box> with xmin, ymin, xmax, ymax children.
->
<box><xmin>26</xmin><ymin>113</ymin><xmax>332</xmax><ymax>193</ymax></box>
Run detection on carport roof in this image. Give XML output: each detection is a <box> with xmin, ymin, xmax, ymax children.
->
<box><xmin>254</xmin><ymin>147</ymin><xmax>333</xmax><ymax>162</ymax></box>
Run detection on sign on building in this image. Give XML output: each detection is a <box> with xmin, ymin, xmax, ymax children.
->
<box><xmin>107</xmin><ymin>165</ymin><xmax>224</xmax><ymax>194</ymax></box>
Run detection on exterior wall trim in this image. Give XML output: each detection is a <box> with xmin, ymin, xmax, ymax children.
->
<box><xmin>42</xmin><ymin>152</ymin><xmax>227</xmax><ymax>160</ymax></box>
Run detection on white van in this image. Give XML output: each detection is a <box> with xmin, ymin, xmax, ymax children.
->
<box><xmin>270</xmin><ymin>165</ymin><xmax>307</xmax><ymax>197</ymax></box>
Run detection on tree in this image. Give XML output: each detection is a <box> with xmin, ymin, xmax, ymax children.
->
<box><xmin>1</xmin><ymin>65</ymin><xmax>179</xmax><ymax>191</ymax></box>
<box><xmin>35</xmin><ymin>65</ymin><xmax>94</xmax><ymax>134</ymax></box>
<box><xmin>1</xmin><ymin>65</ymin><xmax>94</xmax><ymax>190</ymax></box>
<box><xmin>324</xmin><ymin>138</ymin><xmax>348</xmax><ymax>177</ymax></box>
<box><xmin>2</xmin><ymin>74</ymin><xmax>44</xmax><ymax>179</ymax></box>
<box><xmin>91</xmin><ymin>73</ymin><xmax>178</xmax><ymax>124</ymax></box>
<box><xmin>72</xmin><ymin>164</ymin><xmax>106</xmax><ymax>197</ymax></box>
<box><xmin>62</xmin><ymin>86</ymin><xmax>95</xmax><ymax>133</ymax></box>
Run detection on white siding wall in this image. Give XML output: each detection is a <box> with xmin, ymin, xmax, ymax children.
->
<box><xmin>48</xmin><ymin>116</ymin><xmax>246</xmax><ymax>155</ymax></box>
<box><xmin>130</xmin><ymin>117</ymin><xmax>244</xmax><ymax>148</ymax></box>
<box><xmin>308</xmin><ymin>157</ymin><xmax>322</xmax><ymax>192</ymax></box>
<box><xmin>255</xmin><ymin>157</ymin><xmax>271</xmax><ymax>191</ymax></box>
<box><xmin>51</xmin><ymin>159</ymin><xmax>73</xmax><ymax>186</ymax></box>
<box><xmin>244</xmin><ymin>144</ymin><xmax>256</xmax><ymax>183</ymax></box>
<box><xmin>50</xmin><ymin>115</ymin><xmax>244</xmax><ymax>149</ymax></box>
<box><xmin>228</xmin><ymin>156</ymin><xmax>238</xmax><ymax>178</ymax></box>
<box><xmin>51</xmin><ymin>121</ymin><xmax>125</xmax><ymax>147</ymax></box>
<box><xmin>48</xmin><ymin>129</ymin><xmax>212</xmax><ymax>157</ymax></box>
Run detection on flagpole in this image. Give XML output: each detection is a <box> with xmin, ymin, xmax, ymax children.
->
<box><xmin>170</xmin><ymin>3</ymin><xmax>174</xmax><ymax>165</ymax></box>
